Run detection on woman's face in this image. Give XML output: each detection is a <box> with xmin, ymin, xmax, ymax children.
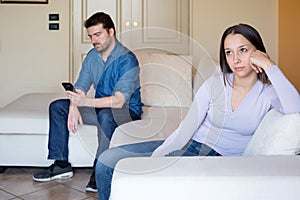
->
<box><xmin>224</xmin><ymin>33</ymin><xmax>257</xmax><ymax>78</ymax></box>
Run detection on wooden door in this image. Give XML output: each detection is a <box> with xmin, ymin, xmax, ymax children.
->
<box><xmin>72</xmin><ymin>0</ymin><xmax>120</xmax><ymax>81</ymax></box>
<box><xmin>120</xmin><ymin>0</ymin><xmax>190</xmax><ymax>54</ymax></box>
<box><xmin>72</xmin><ymin>0</ymin><xmax>190</xmax><ymax>81</ymax></box>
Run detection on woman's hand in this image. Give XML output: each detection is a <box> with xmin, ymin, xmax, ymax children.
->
<box><xmin>68</xmin><ymin>104</ymin><xmax>83</xmax><ymax>133</ymax></box>
<box><xmin>250</xmin><ymin>50</ymin><xmax>276</xmax><ymax>73</ymax></box>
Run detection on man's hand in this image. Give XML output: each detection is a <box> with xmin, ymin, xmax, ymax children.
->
<box><xmin>67</xmin><ymin>89</ymin><xmax>89</xmax><ymax>107</ymax></box>
<box><xmin>68</xmin><ymin>104</ymin><xmax>83</xmax><ymax>133</ymax></box>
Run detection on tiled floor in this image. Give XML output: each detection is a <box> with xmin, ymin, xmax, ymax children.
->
<box><xmin>0</xmin><ymin>167</ymin><xmax>98</xmax><ymax>200</ymax></box>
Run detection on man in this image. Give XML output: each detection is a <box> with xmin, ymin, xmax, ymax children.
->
<box><xmin>33</xmin><ymin>12</ymin><xmax>143</xmax><ymax>193</ymax></box>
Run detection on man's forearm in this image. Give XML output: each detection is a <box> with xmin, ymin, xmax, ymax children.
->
<box><xmin>84</xmin><ymin>92</ymin><xmax>125</xmax><ymax>108</ymax></box>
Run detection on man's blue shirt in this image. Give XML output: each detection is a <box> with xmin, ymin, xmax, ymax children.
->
<box><xmin>74</xmin><ymin>40</ymin><xmax>143</xmax><ymax>116</ymax></box>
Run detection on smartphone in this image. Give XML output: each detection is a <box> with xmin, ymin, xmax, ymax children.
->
<box><xmin>62</xmin><ymin>82</ymin><xmax>75</xmax><ymax>92</ymax></box>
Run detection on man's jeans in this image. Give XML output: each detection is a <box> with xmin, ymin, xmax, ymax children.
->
<box><xmin>47</xmin><ymin>99</ymin><xmax>140</xmax><ymax>166</ymax></box>
<box><xmin>96</xmin><ymin>140</ymin><xmax>221</xmax><ymax>200</ymax></box>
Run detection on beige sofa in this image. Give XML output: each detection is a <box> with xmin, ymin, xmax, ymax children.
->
<box><xmin>0</xmin><ymin>51</ymin><xmax>210</xmax><ymax>167</ymax></box>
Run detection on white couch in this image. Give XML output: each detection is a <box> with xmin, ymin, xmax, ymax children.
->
<box><xmin>111</xmin><ymin>109</ymin><xmax>300</xmax><ymax>200</ymax></box>
<box><xmin>0</xmin><ymin>51</ymin><xmax>206</xmax><ymax>167</ymax></box>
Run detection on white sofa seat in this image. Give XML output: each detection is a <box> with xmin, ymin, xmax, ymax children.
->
<box><xmin>0</xmin><ymin>52</ymin><xmax>194</xmax><ymax>167</ymax></box>
<box><xmin>111</xmin><ymin>156</ymin><xmax>300</xmax><ymax>200</ymax></box>
<box><xmin>0</xmin><ymin>92</ymin><xmax>98</xmax><ymax>167</ymax></box>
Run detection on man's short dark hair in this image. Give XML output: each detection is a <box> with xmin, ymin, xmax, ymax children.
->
<box><xmin>84</xmin><ymin>12</ymin><xmax>116</xmax><ymax>36</ymax></box>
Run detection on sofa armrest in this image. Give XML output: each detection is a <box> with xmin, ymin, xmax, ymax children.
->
<box><xmin>243</xmin><ymin>109</ymin><xmax>300</xmax><ymax>156</ymax></box>
<box><xmin>111</xmin><ymin>156</ymin><xmax>300</xmax><ymax>200</ymax></box>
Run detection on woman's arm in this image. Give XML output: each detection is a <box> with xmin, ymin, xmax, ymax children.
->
<box><xmin>266</xmin><ymin>66</ymin><xmax>300</xmax><ymax>114</ymax></box>
<box><xmin>250</xmin><ymin>50</ymin><xmax>300</xmax><ymax>114</ymax></box>
<box><xmin>151</xmin><ymin>78</ymin><xmax>212</xmax><ymax>157</ymax></box>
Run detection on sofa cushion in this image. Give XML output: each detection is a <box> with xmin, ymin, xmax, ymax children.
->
<box><xmin>141</xmin><ymin>106</ymin><xmax>188</xmax><ymax>120</ymax></box>
<box><xmin>135</xmin><ymin>51</ymin><xmax>192</xmax><ymax>107</ymax></box>
<box><xmin>110</xmin><ymin>106</ymin><xmax>189</xmax><ymax>148</ymax></box>
<box><xmin>243</xmin><ymin>109</ymin><xmax>300</xmax><ymax>156</ymax></box>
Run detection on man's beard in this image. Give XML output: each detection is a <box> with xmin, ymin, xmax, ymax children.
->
<box><xmin>94</xmin><ymin>37</ymin><xmax>112</xmax><ymax>54</ymax></box>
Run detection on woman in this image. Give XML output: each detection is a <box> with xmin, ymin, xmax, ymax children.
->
<box><xmin>95</xmin><ymin>23</ymin><xmax>300</xmax><ymax>200</ymax></box>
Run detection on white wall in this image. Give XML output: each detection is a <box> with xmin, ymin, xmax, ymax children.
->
<box><xmin>192</xmin><ymin>0</ymin><xmax>278</xmax><ymax>62</ymax></box>
<box><xmin>0</xmin><ymin>0</ymin><xmax>278</xmax><ymax>107</ymax></box>
<box><xmin>0</xmin><ymin>0</ymin><xmax>70</xmax><ymax>107</ymax></box>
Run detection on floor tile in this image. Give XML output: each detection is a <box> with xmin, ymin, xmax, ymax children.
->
<box><xmin>60</xmin><ymin>168</ymin><xmax>98</xmax><ymax>198</ymax></box>
<box><xmin>0</xmin><ymin>189</ymin><xmax>15</xmax><ymax>200</ymax></box>
<box><xmin>62</xmin><ymin>168</ymin><xmax>92</xmax><ymax>192</ymax></box>
<box><xmin>0</xmin><ymin>167</ymin><xmax>98</xmax><ymax>199</ymax></box>
<box><xmin>0</xmin><ymin>168</ymin><xmax>57</xmax><ymax>196</ymax></box>
<box><xmin>20</xmin><ymin>184</ymin><xmax>89</xmax><ymax>200</ymax></box>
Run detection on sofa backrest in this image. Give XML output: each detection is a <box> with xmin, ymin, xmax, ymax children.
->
<box><xmin>134</xmin><ymin>51</ymin><xmax>192</xmax><ymax>108</ymax></box>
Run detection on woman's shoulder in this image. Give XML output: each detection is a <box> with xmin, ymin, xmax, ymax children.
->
<box><xmin>206</xmin><ymin>72</ymin><xmax>223</xmax><ymax>81</ymax></box>
<box><xmin>199</xmin><ymin>73</ymin><xmax>226</xmax><ymax>95</ymax></box>
<box><xmin>204</xmin><ymin>72</ymin><xmax>226</xmax><ymax>86</ymax></box>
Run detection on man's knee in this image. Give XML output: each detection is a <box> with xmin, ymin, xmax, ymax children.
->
<box><xmin>49</xmin><ymin>99</ymin><xmax>70</xmax><ymax>113</ymax></box>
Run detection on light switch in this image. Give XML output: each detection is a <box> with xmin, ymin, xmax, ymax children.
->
<box><xmin>49</xmin><ymin>14</ymin><xmax>59</xmax><ymax>21</ymax></box>
<box><xmin>49</xmin><ymin>23</ymin><xmax>59</xmax><ymax>30</ymax></box>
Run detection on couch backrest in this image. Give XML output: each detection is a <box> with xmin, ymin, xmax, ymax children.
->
<box><xmin>192</xmin><ymin>56</ymin><xmax>220</xmax><ymax>97</ymax></box>
<box><xmin>134</xmin><ymin>51</ymin><xmax>192</xmax><ymax>108</ymax></box>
